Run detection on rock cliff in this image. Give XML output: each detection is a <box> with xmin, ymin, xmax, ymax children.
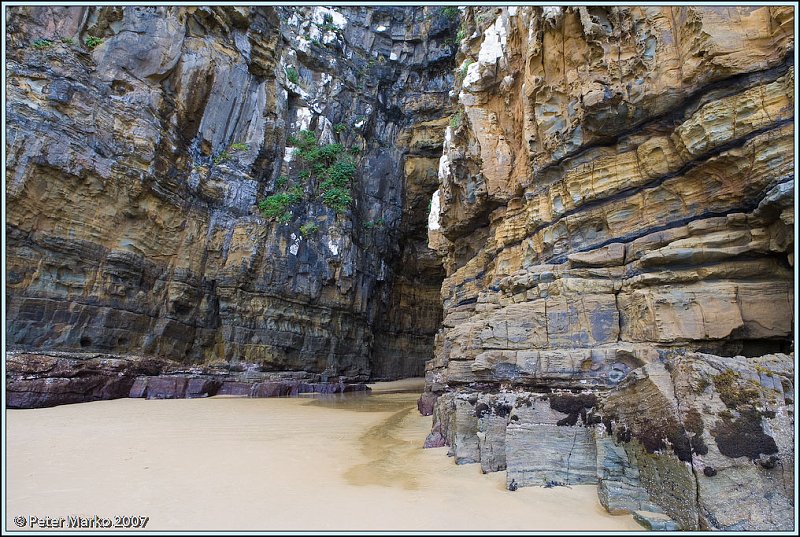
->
<box><xmin>4</xmin><ymin>5</ymin><xmax>796</xmax><ymax>531</ymax></box>
<box><xmin>424</xmin><ymin>5</ymin><xmax>794</xmax><ymax>530</ymax></box>
<box><xmin>6</xmin><ymin>5</ymin><xmax>455</xmax><ymax>380</ymax></box>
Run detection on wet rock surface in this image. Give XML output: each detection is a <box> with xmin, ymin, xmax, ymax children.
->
<box><xmin>6</xmin><ymin>351</ymin><xmax>166</xmax><ymax>408</ymax></box>
<box><xmin>129</xmin><ymin>374</ymin><xmax>368</xmax><ymax>400</ymax></box>
<box><xmin>7</xmin><ymin>351</ymin><xmax>369</xmax><ymax>408</ymax></box>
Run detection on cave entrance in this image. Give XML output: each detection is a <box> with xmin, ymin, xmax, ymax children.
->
<box><xmin>369</xmin><ymin>172</ymin><xmax>445</xmax><ymax>380</ymax></box>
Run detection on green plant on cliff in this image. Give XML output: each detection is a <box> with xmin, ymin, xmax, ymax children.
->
<box><xmin>287</xmin><ymin>129</ymin><xmax>317</xmax><ymax>151</ymax></box>
<box><xmin>363</xmin><ymin>218</ymin><xmax>385</xmax><ymax>229</ymax></box>
<box><xmin>84</xmin><ymin>35</ymin><xmax>103</xmax><ymax>49</ymax></box>
<box><xmin>317</xmin><ymin>13</ymin><xmax>340</xmax><ymax>33</ymax></box>
<box><xmin>281</xmin><ymin>129</ymin><xmax>356</xmax><ymax>216</ymax></box>
<box><xmin>324</xmin><ymin>158</ymin><xmax>355</xmax><ymax>183</ymax></box>
<box><xmin>320</xmin><ymin>187</ymin><xmax>352</xmax><ymax>214</ymax></box>
<box><xmin>60</xmin><ymin>37</ymin><xmax>76</xmax><ymax>45</ymax></box>
<box><xmin>317</xmin><ymin>155</ymin><xmax>355</xmax><ymax>214</ymax></box>
<box><xmin>32</xmin><ymin>38</ymin><xmax>53</xmax><ymax>49</ymax></box>
<box><xmin>275</xmin><ymin>175</ymin><xmax>289</xmax><ymax>189</ymax></box>
<box><xmin>212</xmin><ymin>143</ymin><xmax>247</xmax><ymax>164</ymax></box>
<box><xmin>258</xmin><ymin>186</ymin><xmax>304</xmax><ymax>221</ymax></box>
<box><xmin>285</xmin><ymin>66</ymin><xmax>300</xmax><ymax>85</ymax></box>
<box><xmin>712</xmin><ymin>369</ymin><xmax>762</xmax><ymax>409</ymax></box>
<box><xmin>333</xmin><ymin>123</ymin><xmax>347</xmax><ymax>135</ymax></box>
<box><xmin>300</xmin><ymin>221</ymin><xmax>319</xmax><ymax>236</ymax></box>
<box><xmin>454</xmin><ymin>59</ymin><xmax>474</xmax><ymax>86</ymax></box>
<box><xmin>445</xmin><ymin>19</ymin><xmax>468</xmax><ymax>46</ymax></box>
<box><xmin>754</xmin><ymin>363</ymin><xmax>779</xmax><ymax>377</ymax></box>
<box><xmin>460</xmin><ymin>59</ymin><xmax>473</xmax><ymax>77</ymax></box>
<box><xmin>318</xmin><ymin>23</ymin><xmax>339</xmax><ymax>33</ymax></box>
<box><xmin>450</xmin><ymin>111</ymin><xmax>462</xmax><ymax>129</ymax></box>
<box><xmin>440</xmin><ymin>7</ymin><xmax>459</xmax><ymax>20</ymax></box>
<box><xmin>301</xmin><ymin>143</ymin><xmax>344</xmax><ymax>166</ymax></box>
<box><xmin>213</xmin><ymin>150</ymin><xmax>230</xmax><ymax>164</ymax></box>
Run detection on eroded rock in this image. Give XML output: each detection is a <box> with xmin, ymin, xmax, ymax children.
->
<box><xmin>426</xmin><ymin>5</ymin><xmax>794</xmax><ymax>531</ymax></box>
<box><xmin>6</xmin><ymin>5</ymin><xmax>456</xmax><ymax>382</ymax></box>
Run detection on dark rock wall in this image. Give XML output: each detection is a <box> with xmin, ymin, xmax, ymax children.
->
<box><xmin>6</xmin><ymin>6</ymin><xmax>455</xmax><ymax>380</ymax></box>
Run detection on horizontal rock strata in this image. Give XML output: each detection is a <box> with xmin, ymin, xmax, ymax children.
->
<box><xmin>6</xmin><ymin>5</ymin><xmax>454</xmax><ymax>380</ymax></box>
<box><xmin>424</xmin><ymin>5</ymin><xmax>795</xmax><ymax>531</ymax></box>
<box><xmin>7</xmin><ymin>351</ymin><xmax>164</xmax><ymax>408</ymax></box>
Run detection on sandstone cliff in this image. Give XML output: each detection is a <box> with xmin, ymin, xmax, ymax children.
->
<box><xmin>6</xmin><ymin>5</ymin><xmax>455</xmax><ymax>380</ymax></box>
<box><xmin>4</xmin><ymin>5</ymin><xmax>796</xmax><ymax>531</ymax></box>
<box><xmin>424</xmin><ymin>6</ymin><xmax>794</xmax><ymax>530</ymax></box>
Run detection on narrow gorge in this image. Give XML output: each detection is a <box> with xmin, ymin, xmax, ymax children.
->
<box><xmin>4</xmin><ymin>4</ymin><xmax>796</xmax><ymax>532</ymax></box>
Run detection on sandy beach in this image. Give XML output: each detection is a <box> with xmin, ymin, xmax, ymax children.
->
<box><xmin>6</xmin><ymin>381</ymin><xmax>641</xmax><ymax>531</ymax></box>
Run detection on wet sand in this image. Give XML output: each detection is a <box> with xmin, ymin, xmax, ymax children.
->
<box><xmin>6</xmin><ymin>381</ymin><xmax>641</xmax><ymax>531</ymax></box>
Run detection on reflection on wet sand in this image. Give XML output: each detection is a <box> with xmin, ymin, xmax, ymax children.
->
<box><xmin>311</xmin><ymin>382</ymin><xmax>429</xmax><ymax>489</ymax></box>
<box><xmin>345</xmin><ymin>405</ymin><xmax>419</xmax><ymax>489</ymax></box>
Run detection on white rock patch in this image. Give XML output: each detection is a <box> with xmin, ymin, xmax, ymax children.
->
<box><xmin>289</xmin><ymin>233</ymin><xmax>300</xmax><ymax>255</ymax></box>
<box><xmin>543</xmin><ymin>6</ymin><xmax>561</xmax><ymax>17</ymax></box>
<box><xmin>428</xmin><ymin>190</ymin><xmax>442</xmax><ymax>231</ymax></box>
<box><xmin>478</xmin><ymin>16</ymin><xmax>508</xmax><ymax>66</ymax></box>
<box><xmin>327</xmin><ymin>237</ymin><xmax>339</xmax><ymax>256</ymax></box>
<box><xmin>462</xmin><ymin>61</ymin><xmax>482</xmax><ymax>90</ymax></box>
<box><xmin>294</xmin><ymin>107</ymin><xmax>312</xmax><ymax>131</ymax></box>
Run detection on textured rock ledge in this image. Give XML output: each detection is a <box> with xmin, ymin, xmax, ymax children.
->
<box><xmin>422</xmin><ymin>351</ymin><xmax>794</xmax><ymax>531</ymax></box>
<box><xmin>6</xmin><ymin>351</ymin><xmax>369</xmax><ymax>409</ymax></box>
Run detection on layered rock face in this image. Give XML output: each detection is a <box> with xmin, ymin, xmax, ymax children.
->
<box><xmin>6</xmin><ymin>6</ymin><xmax>454</xmax><ymax>380</ymax></box>
<box><xmin>425</xmin><ymin>6</ymin><xmax>795</xmax><ymax>530</ymax></box>
<box><xmin>5</xmin><ymin>5</ymin><xmax>796</xmax><ymax>530</ymax></box>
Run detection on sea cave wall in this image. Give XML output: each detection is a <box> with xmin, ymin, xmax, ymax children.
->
<box><xmin>4</xmin><ymin>5</ymin><xmax>796</xmax><ymax>530</ymax></box>
<box><xmin>6</xmin><ymin>5</ymin><xmax>454</xmax><ymax>381</ymax></box>
<box><xmin>422</xmin><ymin>5</ymin><xmax>795</xmax><ymax>531</ymax></box>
